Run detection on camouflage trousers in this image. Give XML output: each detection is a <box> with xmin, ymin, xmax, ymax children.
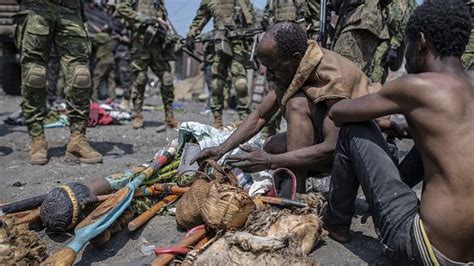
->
<box><xmin>369</xmin><ymin>40</ymin><xmax>390</xmax><ymax>83</ymax></box>
<box><xmin>130</xmin><ymin>38</ymin><xmax>174</xmax><ymax>114</ymax></box>
<box><xmin>15</xmin><ymin>3</ymin><xmax>91</xmax><ymax>137</ymax></box>
<box><xmin>332</xmin><ymin>29</ymin><xmax>381</xmax><ymax>74</ymax></box>
<box><xmin>91</xmin><ymin>57</ymin><xmax>116</xmax><ymax>101</ymax></box>
<box><xmin>211</xmin><ymin>41</ymin><xmax>249</xmax><ymax>119</ymax></box>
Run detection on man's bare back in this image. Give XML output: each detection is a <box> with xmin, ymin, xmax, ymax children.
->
<box><xmin>327</xmin><ymin>0</ymin><xmax>473</xmax><ymax>259</ymax></box>
<box><xmin>405</xmin><ymin>72</ymin><xmax>474</xmax><ymax>260</ymax></box>
<box><xmin>328</xmin><ymin>69</ymin><xmax>474</xmax><ymax>261</ymax></box>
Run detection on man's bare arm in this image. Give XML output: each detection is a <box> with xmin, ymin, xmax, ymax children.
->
<box><xmin>329</xmin><ymin>76</ymin><xmax>420</xmax><ymax>126</ymax></box>
<box><xmin>191</xmin><ymin>89</ymin><xmax>279</xmax><ymax>163</ymax></box>
<box><xmin>221</xmin><ymin>89</ymin><xmax>279</xmax><ymax>151</ymax></box>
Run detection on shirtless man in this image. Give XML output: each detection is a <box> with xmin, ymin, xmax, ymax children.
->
<box><xmin>324</xmin><ymin>0</ymin><xmax>474</xmax><ymax>263</ymax></box>
<box><xmin>192</xmin><ymin>22</ymin><xmax>380</xmax><ymax>192</ymax></box>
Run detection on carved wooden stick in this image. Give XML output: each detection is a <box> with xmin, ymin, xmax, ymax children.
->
<box><xmin>127</xmin><ymin>194</ymin><xmax>179</xmax><ymax>232</ymax></box>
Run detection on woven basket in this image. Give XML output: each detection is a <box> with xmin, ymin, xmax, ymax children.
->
<box><xmin>201</xmin><ymin>183</ymin><xmax>255</xmax><ymax>230</ymax></box>
<box><xmin>175</xmin><ymin>178</ymin><xmax>212</xmax><ymax>230</ymax></box>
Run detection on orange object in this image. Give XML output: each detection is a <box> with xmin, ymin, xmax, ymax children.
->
<box><xmin>127</xmin><ymin>194</ymin><xmax>179</xmax><ymax>232</ymax></box>
<box><xmin>151</xmin><ymin>227</ymin><xmax>206</xmax><ymax>266</ymax></box>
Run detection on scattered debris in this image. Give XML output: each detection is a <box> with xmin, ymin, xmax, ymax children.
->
<box><xmin>11</xmin><ymin>181</ymin><xmax>25</xmax><ymax>187</ymax></box>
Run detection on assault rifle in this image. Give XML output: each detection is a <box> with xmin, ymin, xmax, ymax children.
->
<box><xmin>191</xmin><ymin>27</ymin><xmax>264</xmax><ymax>70</ymax></box>
<box><xmin>193</xmin><ymin>27</ymin><xmax>264</xmax><ymax>44</ymax></box>
<box><xmin>319</xmin><ymin>0</ymin><xmax>332</xmax><ymax>48</ymax></box>
<box><xmin>140</xmin><ymin>21</ymin><xmax>204</xmax><ymax>63</ymax></box>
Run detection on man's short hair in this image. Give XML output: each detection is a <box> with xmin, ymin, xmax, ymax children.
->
<box><xmin>406</xmin><ymin>0</ymin><xmax>471</xmax><ymax>58</ymax></box>
<box><xmin>268</xmin><ymin>22</ymin><xmax>308</xmax><ymax>59</ymax></box>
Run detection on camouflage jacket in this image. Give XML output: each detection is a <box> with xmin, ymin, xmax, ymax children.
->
<box><xmin>333</xmin><ymin>0</ymin><xmax>389</xmax><ymax>41</ymax></box>
<box><xmin>116</xmin><ymin>0</ymin><xmax>167</xmax><ymax>32</ymax></box>
<box><xmin>263</xmin><ymin>0</ymin><xmax>320</xmax><ymax>34</ymax></box>
<box><xmin>187</xmin><ymin>0</ymin><xmax>256</xmax><ymax>38</ymax></box>
<box><xmin>384</xmin><ymin>0</ymin><xmax>416</xmax><ymax>49</ymax></box>
<box><xmin>18</xmin><ymin>0</ymin><xmax>87</xmax><ymax>22</ymax></box>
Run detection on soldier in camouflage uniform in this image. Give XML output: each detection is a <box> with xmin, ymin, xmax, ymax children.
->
<box><xmin>331</xmin><ymin>0</ymin><xmax>390</xmax><ymax>74</ymax></box>
<box><xmin>91</xmin><ymin>26</ymin><xmax>117</xmax><ymax>101</ymax></box>
<box><xmin>370</xmin><ymin>0</ymin><xmax>416</xmax><ymax>83</ymax></box>
<box><xmin>262</xmin><ymin>0</ymin><xmax>320</xmax><ymax>39</ymax></box>
<box><xmin>117</xmin><ymin>0</ymin><xmax>178</xmax><ymax>129</ymax></box>
<box><xmin>14</xmin><ymin>0</ymin><xmax>102</xmax><ymax>165</ymax></box>
<box><xmin>186</xmin><ymin>0</ymin><xmax>256</xmax><ymax>128</ymax></box>
<box><xmin>462</xmin><ymin>0</ymin><xmax>474</xmax><ymax>70</ymax></box>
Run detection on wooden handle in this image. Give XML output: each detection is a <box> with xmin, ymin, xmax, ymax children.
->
<box><xmin>134</xmin><ymin>184</ymin><xmax>189</xmax><ymax>197</ymax></box>
<box><xmin>127</xmin><ymin>195</ymin><xmax>179</xmax><ymax>232</ymax></box>
<box><xmin>41</xmin><ymin>247</ymin><xmax>77</xmax><ymax>266</ymax></box>
<box><xmin>153</xmin><ymin>184</ymin><xmax>190</xmax><ymax>195</ymax></box>
<box><xmin>257</xmin><ymin>196</ymin><xmax>281</xmax><ymax>205</ymax></box>
<box><xmin>151</xmin><ymin>228</ymin><xmax>206</xmax><ymax>266</ymax></box>
<box><xmin>181</xmin><ymin>236</ymin><xmax>211</xmax><ymax>266</ymax></box>
<box><xmin>258</xmin><ymin>196</ymin><xmax>307</xmax><ymax>208</ymax></box>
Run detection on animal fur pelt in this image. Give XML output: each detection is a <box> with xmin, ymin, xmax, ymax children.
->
<box><xmin>194</xmin><ymin>193</ymin><xmax>326</xmax><ymax>265</ymax></box>
<box><xmin>0</xmin><ymin>218</ymin><xmax>47</xmax><ymax>265</ymax></box>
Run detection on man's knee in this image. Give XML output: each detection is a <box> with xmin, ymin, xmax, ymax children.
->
<box><xmin>25</xmin><ymin>65</ymin><xmax>47</xmax><ymax>89</ymax></box>
<box><xmin>211</xmin><ymin>77</ymin><xmax>225</xmax><ymax>93</ymax></box>
<box><xmin>161</xmin><ymin>71</ymin><xmax>174</xmax><ymax>87</ymax></box>
<box><xmin>72</xmin><ymin>65</ymin><xmax>91</xmax><ymax>89</ymax></box>
<box><xmin>263</xmin><ymin>133</ymin><xmax>287</xmax><ymax>154</ymax></box>
<box><xmin>339</xmin><ymin>121</ymin><xmax>387</xmax><ymax>151</ymax></box>
<box><xmin>234</xmin><ymin>78</ymin><xmax>248</xmax><ymax>94</ymax></box>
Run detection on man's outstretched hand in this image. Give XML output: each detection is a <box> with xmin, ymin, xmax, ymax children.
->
<box><xmin>191</xmin><ymin>146</ymin><xmax>225</xmax><ymax>165</ymax></box>
<box><xmin>376</xmin><ymin>117</ymin><xmax>409</xmax><ymax>138</ymax></box>
<box><xmin>226</xmin><ymin>145</ymin><xmax>270</xmax><ymax>173</ymax></box>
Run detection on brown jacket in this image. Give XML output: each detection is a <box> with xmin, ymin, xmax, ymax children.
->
<box><xmin>280</xmin><ymin>40</ymin><xmax>382</xmax><ymax>106</ymax></box>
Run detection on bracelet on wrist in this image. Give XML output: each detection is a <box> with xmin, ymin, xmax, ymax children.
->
<box><xmin>267</xmin><ymin>154</ymin><xmax>272</xmax><ymax>170</ymax></box>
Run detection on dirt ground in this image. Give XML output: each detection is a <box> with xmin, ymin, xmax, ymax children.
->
<box><xmin>0</xmin><ymin>91</ymin><xmax>417</xmax><ymax>265</ymax></box>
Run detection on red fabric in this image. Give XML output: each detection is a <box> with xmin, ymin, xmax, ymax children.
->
<box><xmin>266</xmin><ymin>168</ymin><xmax>297</xmax><ymax>200</ymax></box>
<box><xmin>88</xmin><ymin>102</ymin><xmax>113</xmax><ymax>127</ymax></box>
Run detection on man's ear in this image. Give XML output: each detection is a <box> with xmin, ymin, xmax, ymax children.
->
<box><xmin>293</xmin><ymin>52</ymin><xmax>303</xmax><ymax>61</ymax></box>
<box><xmin>292</xmin><ymin>52</ymin><xmax>303</xmax><ymax>67</ymax></box>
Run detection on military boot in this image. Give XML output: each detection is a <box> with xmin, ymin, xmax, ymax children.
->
<box><xmin>29</xmin><ymin>135</ymin><xmax>48</xmax><ymax>165</ymax></box>
<box><xmin>133</xmin><ymin>112</ymin><xmax>144</xmax><ymax>129</ymax></box>
<box><xmin>213</xmin><ymin>112</ymin><xmax>223</xmax><ymax>129</ymax></box>
<box><xmin>164</xmin><ymin>107</ymin><xmax>178</xmax><ymax>129</ymax></box>
<box><xmin>65</xmin><ymin>133</ymin><xmax>103</xmax><ymax>164</ymax></box>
